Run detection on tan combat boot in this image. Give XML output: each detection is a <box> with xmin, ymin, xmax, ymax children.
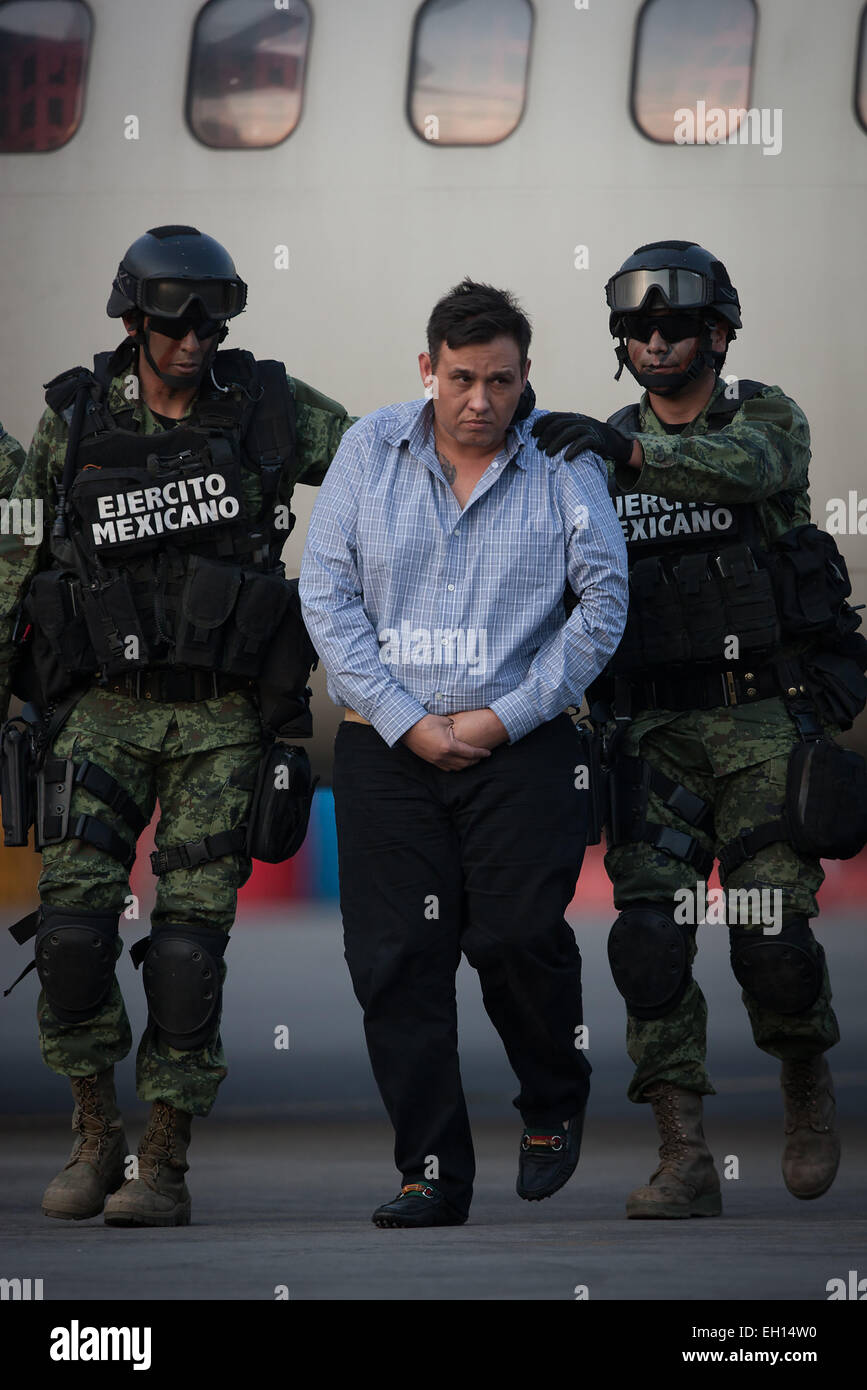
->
<box><xmin>626</xmin><ymin>1082</ymin><xmax>722</xmax><ymax>1219</ymax></box>
<box><xmin>103</xmin><ymin>1100</ymin><xmax>192</xmax><ymax>1227</ymax></box>
<box><xmin>780</xmin><ymin>1054</ymin><xmax>840</xmax><ymax>1199</ymax></box>
<box><xmin>42</xmin><ymin>1069</ymin><xmax>128</xmax><ymax>1220</ymax></box>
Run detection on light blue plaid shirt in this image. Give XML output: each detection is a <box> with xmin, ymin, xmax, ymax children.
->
<box><xmin>299</xmin><ymin>398</ymin><xmax>628</xmax><ymax>747</ymax></box>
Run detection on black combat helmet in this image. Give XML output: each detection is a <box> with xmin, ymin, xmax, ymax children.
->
<box><xmin>605</xmin><ymin>240</ymin><xmax>741</xmax><ymax>393</ymax></box>
<box><xmin>107</xmin><ymin>225</ymin><xmax>247</xmax><ymax>320</ymax></box>
<box><xmin>107</xmin><ymin>225</ymin><xmax>247</xmax><ymax>390</ymax></box>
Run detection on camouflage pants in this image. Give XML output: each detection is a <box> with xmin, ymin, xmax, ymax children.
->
<box><xmin>35</xmin><ymin>685</ymin><xmax>262</xmax><ymax>1116</ymax></box>
<box><xmin>604</xmin><ymin>697</ymin><xmax>840</xmax><ymax>1104</ymax></box>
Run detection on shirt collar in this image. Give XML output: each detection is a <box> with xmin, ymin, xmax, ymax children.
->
<box><xmin>386</xmin><ymin>397</ymin><xmax>529</xmax><ymax>469</ymax></box>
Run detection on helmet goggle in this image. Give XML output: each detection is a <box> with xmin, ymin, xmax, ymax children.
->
<box><xmin>117</xmin><ymin>269</ymin><xmax>247</xmax><ymax>319</ymax></box>
<box><xmin>606</xmin><ymin>267</ymin><xmax>712</xmax><ymax>314</ymax></box>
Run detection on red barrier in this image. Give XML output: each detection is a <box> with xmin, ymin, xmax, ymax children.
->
<box><xmin>125</xmin><ymin>809</ymin><xmax>867</xmax><ymax>910</ymax></box>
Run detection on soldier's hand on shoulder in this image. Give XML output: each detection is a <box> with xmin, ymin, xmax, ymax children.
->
<box><xmin>532</xmin><ymin>412</ymin><xmax>633</xmax><ymax>465</ymax></box>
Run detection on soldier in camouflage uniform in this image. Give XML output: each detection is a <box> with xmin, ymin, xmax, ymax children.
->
<box><xmin>534</xmin><ymin>242</ymin><xmax>866</xmax><ymax>1217</ymax></box>
<box><xmin>0</xmin><ymin>227</ymin><xmax>353</xmax><ymax>1226</ymax></box>
<box><xmin>0</xmin><ymin>423</ymin><xmax>26</xmax><ymax>497</ymax></box>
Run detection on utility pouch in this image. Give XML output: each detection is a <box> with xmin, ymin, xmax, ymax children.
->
<box><xmin>785</xmin><ymin>737</ymin><xmax>867</xmax><ymax>859</ymax></box>
<box><xmin>631</xmin><ymin>557</ymin><xmax>690</xmax><ymax>666</ymax></box>
<box><xmin>173</xmin><ymin>555</ymin><xmax>242</xmax><ymax>668</ymax></box>
<box><xmin>574</xmin><ymin>722</ymin><xmax>607</xmax><ymax>846</ymax></box>
<box><xmin>25</xmin><ymin>570</ymin><xmax>97</xmax><ymax>697</ymax></box>
<box><xmin>221</xmin><ymin>570</ymin><xmax>292</xmax><ymax>679</ymax></box>
<box><xmin>675</xmin><ymin>553</ymin><xmax>726</xmax><ymax>662</ymax></box>
<box><xmin>801</xmin><ymin>643</ymin><xmax>867</xmax><ymax>730</ymax></box>
<box><xmin>256</xmin><ymin>579</ymin><xmax>319</xmax><ymax>736</ymax></box>
<box><xmin>246</xmin><ymin>740</ymin><xmax>317</xmax><ymax>862</ymax></box>
<box><xmin>0</xmin><ymin>718</ymin><xmax>36</xmax><ymax>847</ymax></box>
<box><xmin>715</xmin><ymin>545</ymin><xmax>779</xmax><ymax>657</ymax></box>
<box><xmin>79</xmin><ymin>571</ymin><xmax>150</xmax><ymax>674</ymax></box>
<box><xmin>771</xmin><ymin>525</ymin><xmax>853</xmax><ymax>638</ymax></box>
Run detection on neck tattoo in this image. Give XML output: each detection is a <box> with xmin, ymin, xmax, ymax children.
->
<box><xmin>436</xmin><ymin>448</ymin><xmax>457</xmax><ymax>485</ymax></box>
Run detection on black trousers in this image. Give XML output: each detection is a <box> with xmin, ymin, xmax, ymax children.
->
<box><xmin>332</xmin><ymin>713</ymin><xmax>591</xmax><ymax>1216</ymax></box>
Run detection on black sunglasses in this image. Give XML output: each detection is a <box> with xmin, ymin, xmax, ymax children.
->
<box><xmin>621</xmin><ymin>311</ymin><xmax>709</xmax><ymax>344</ymax></box>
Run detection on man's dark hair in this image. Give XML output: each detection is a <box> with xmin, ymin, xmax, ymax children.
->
<box><xmin>427</xmin><ymin>278</ymin><xmax>532</xmax><ymax>370</ymax></box>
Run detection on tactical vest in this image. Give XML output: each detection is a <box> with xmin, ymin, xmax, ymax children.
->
<box><xmin>24</xmin><ymin>347</ymin><xmax>298</xmax><ymax>702</ymax></box>
<box><xmin>605</xmin><ymin>381</ymin><xmax>799</xmax><ymax>676</ymax></box>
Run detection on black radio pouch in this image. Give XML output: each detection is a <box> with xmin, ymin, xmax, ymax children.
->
<box><xmin>79</xmin><ymin>571</ymin><xmax>150</xmax><ymax>674</ymax></box>
<box><xmin>714</xmin><ymin>544</ymin><xmax>780</xmax><ymax>657</ymax></box>
<box><xmin>631</xmin><ymin>557</ymin><xmax>690</xmax><ymax>666</ymax></box>
<box><xmin>246</xmin><ymin>740</ymin><xmax>318</xmax><ymax>863</ymax></box>
<box><xmin>675</xmin><ymin>552</ymin><xmax>727</xmax><ymax>662</ymax></box>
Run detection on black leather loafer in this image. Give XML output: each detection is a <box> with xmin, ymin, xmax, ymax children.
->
<box><xmin>516</xmin><ymin>1111</ymin><xmax>585</xmax><ymax>1201</ymax></box>
<box><xmin>372</xmin><ymin>1183</ymin><xmax>467</xmax><ymax>1228</ymax></box>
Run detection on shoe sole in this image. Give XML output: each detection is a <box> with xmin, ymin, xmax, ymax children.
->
<box><xmin>783</xmin><ymin>1169</ymin><xmax>840</xmax><ymax>1201</ymax></box>
<box><xmin>517</xmin><ymin>1159</ymin><xmax>581</xmax><ymax>1202</ymax></box>
<box><xmin>43</xmin><ymin>1204</ymin><xmax>104</xmax><ymax>1221</ymax></box>
<box><xmin>626</xmin><ymin>1194</ymin><xmax>723</xmax><ymax>1219</ymax></box>
<box><xmin>371</xmin><ymin>1212</ymin><xmax>466</xmax><ymax>1228</ymax></box>
<box><xmin>42</xmin><ymin>1171</ymin><xmax>126</xmax><ymax>1222</ymax></box>
<box><xmin>104</xmin><ymin>1205</ymin><xmax>191</xmax><ymax>1228</ymax></box>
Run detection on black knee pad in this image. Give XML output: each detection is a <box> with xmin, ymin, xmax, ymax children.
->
<box><xmin>35</xmin><ymin>906</ymin><xmax>119</xmax><ymax>1024</ymax></box>
<box><xmin>729</xmin><ymin>915</ymin><xmax>824</xmax><ymax>1015</ymax></box>
<box><xmin>141</xmin><ymin>923</ymin><xmax>227</xmax><ymax>1051</ymax></box>
<box><xmin>607</xmin><ymin>901</ymin><xmax>692</xmax><ymax>1020</ymax></box>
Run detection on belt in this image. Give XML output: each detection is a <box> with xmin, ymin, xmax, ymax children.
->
<box><xmin>104</xmin><ymin>670</ymin><xmax>254</xmax><ymax>702</ymax></box>
<box><xmin>344</xmin><ymin>708</ymin><xmax>371</xmax><ymax>725</ymax></box>
<box><xmin>625</xmin><ymin>665</ymin><xmax>786</xmax><ymax>713</ymax></box>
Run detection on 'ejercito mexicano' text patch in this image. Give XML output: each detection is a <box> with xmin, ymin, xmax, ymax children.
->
<box><xmin>88</xmin><ymin>473</ymin><xmax>241</xmax><ymax>547</ymax></box>
<box><xmin>615</xmin><ymin>493</ymin><xmax>735</xmax><ymax>546</ymax></box>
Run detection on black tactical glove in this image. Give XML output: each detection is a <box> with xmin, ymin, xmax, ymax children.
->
<box><xmin>532</xmin><ymin>412</ymin><xmax>634</xmax><ymax>464</ymax></box>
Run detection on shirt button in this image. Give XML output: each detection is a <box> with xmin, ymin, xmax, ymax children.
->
<box><xmin>447</xmin><ymin>583</ymin><xmax>455</xmax><ymax>591</ymax></box>
<box><xmin>491</xmin><ymin>461</ymin><xmax>499</xmax><ymax>469</ymax></box>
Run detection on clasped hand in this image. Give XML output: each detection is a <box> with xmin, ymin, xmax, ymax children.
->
<box><xmin>401</xmin><ymin>709</ymin><xmax>508</xmax><ymax>770</ymax></box>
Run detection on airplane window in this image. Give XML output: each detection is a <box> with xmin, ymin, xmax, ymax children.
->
<box><xmin>631</xmin><ymin>0</ymin><xmax>757</xmax><ymax>144</ymax></box>
<box><xmin>857</xmin><ymin>5</ymin><xmax>867</xmax><ymax>132</ymax></box>
<box><xmin>408</xmin><ymin>0</ymin><xmax>533</xmax><ymax>146</ymax></box>
<box><xmin>187</xmin><ymin>0</ymin><xmax>311</xmax><ymax>149</ymax></box>
<box><xmin>0</xmin><ymin>0</ymin><xmax>92</xmax><ymax>153</ymax></box>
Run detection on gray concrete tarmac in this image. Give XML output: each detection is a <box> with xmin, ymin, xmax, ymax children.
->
<box><xmin>1</xmin><ymin>1118</ymin><xmax>865</xmax><ymax>1301</ymax></box>
<box><xmin>1</xmin><ymin>906</ymin><xmax>865</xmax><ymax>1300</ymax></box>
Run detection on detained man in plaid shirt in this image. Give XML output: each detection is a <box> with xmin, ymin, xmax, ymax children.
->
<box><xmin>300</xmin><ymin>280</ymin><xmax>628</xmax><ymax>1226</ymax></box>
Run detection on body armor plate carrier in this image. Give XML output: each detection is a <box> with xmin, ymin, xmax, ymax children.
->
<box><xmin>22</xmin><ymin>346</ymin><xmax>298</xmax><ymax>702</ymax></box>
<box><xmin>594</xmin><ymin>381</ymin><xmax>865</xmax><ymax>721</ymax></box>
<box><xmin>591</xmin><ymin>382</ymin><xmax>867</xmax><ymax>872</ymax></box>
